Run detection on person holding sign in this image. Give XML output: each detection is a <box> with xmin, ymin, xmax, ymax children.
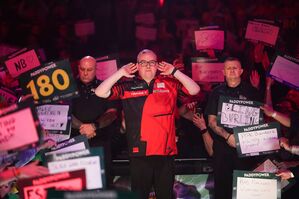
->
<box><xmin>205</xmin><ymin>57</ymin><xmax>262</xmax><ymax>199</ymax></box>
<box><xmin>71</xmin><ymin>56</ymin><xmax>119</xmax><ymax>187</ymax></box>
<box><xmin>261</xmin><ymin>105</ymin><xmax>299</xmax><ymax>179</ymax></box>
<box><xmin>95</xmin><ymin>49</ymin><xmax>200</xmax><ymax>199</ymax></box>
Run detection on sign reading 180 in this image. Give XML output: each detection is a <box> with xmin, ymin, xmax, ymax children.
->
<box><xmin>19</xmin><ymin>60</ymin><xmax>79</xmax><ymax>104</ymax></box>
<box><xmin>27</xmin><ymin>69</ymin><xmax>69</xmax><ymax>99</ymax></box>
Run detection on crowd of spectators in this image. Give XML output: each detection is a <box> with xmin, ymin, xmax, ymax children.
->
<box><xmin>0</xmin><ymin>0</ymin><xmax>299</xmax><ymax>198</ymax></box>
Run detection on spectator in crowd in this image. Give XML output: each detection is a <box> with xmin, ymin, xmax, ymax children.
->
<box><xmin>261</xmin><ymin>105</ymin><xmax>299</xmax><ymax>181</ymax></box>
<box><xmin>95</xmin><ymin>49</ymin><xmax>200</xmax><ymax>199</ymax></box>
<box><xmin>71</xmin><ymin>55</ymin><xmax>119</xmax><ymax>186</ymax></box>
<box><xmin>205</xmin><ymin>57</ymin><xmax>262</xmax><ymax>199</ymax></box>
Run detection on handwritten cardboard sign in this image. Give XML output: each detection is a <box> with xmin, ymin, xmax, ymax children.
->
<box><xmin>0</xmin><ymin>101</ymin><xmax>41</xmax><ymax>152</ymax></box>
<box><xmin>194</xmin><ymin>29</ymin><xmax>224</xmax><ymax>50</ymax></box>
<box><xmin>0</xmin><ymin>86</ymin><xmax>17</xmax><ymax>105</ymax></box>
<box><xmin>135</xmin><ymin>13</ymin><xmax>155</xmax><ymax>25</ymax></box>
<box><xmin>36</xmin><ymin>104</ymin><xmax>71</xmax><ymax>134</ymax></box>
<box><xmin>75</xmin><ymin>20</ymin><xmax>95</xmax><ymax>37</ymax></box>
<box><xmin>192</xmin><ymin>61</ymin><xmax>224</xmax><ymax>82</ymax></box>
<box><xmin>44</xmin><ymin>135</ymin><xmax>89</xmax><ymax>156</ymax></box>
<box><xmin>234</xmin><ymin>122</ymin><xmax>280</xmax><ymax>157</ymax></box>
<box><xmin>4</xmin><ymin>49</ymin><xmax>41</xmax><ymax>78</ymax></box>
<box><xmin>269</xmin><ymin>53</ymin><xmax>299</xmax><ymax>90</ymax></box>
<box><xmin>19</xmin><ymin>59</ymin><xmax>79</xmax><ymax>104</ymax></box>
<box><xmin>217</xmin><ymin>96</ymin><xmax>263</xmax><ymax>128</ymax></box>
<box><xmin>245</xmin><ymin>20</ymin><xmax>280</xmax><ymax>46</ymax></box>
<box><xmin>18</xmin><ymin>170</ymin><xmax>86</xmax><ymax>199</ymax></box>
<box><xmin>43</xmin><ymin>133</ymin><xmax>70</xmax><ymax>143</ymax></box>
<box><xmin>135</xmin><ymin>26</ymin><xmax>157</xmax><ymax>41</ymax></box>
<box><xmin>46</xmin><ymin>148</ymin><xmax>105</xmax><ymax>190</ymax></box>
<box><xmin>96</xmin><ymin>59</ymin><xmax>118</xmax><ymax>80</ymax></box>
<box><xmin>233</xmin><ymin>170</ymin><xmax>281</xmax><ymax>199</ymax></box>
<box><xmin>47</xmin><ymin>190</ymin><xmax>138</xmax><ymax>199</ymax></box>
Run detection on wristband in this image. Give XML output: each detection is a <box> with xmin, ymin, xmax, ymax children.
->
<box><xmin>171</xmin><ymin>68</ymin><xmax>178</xmax><ymax>76</ymax></box>
<box><xmin>271</xmin><ymin>112</ymin><xmax>277</xmax><ymax>118</ymax></box>
<box><xmin>226</xmin><ymin>134</ymin><xmax>232</xmax><ymax>141</ymax></box>
<box><xmin>200</xmin><ymin>128</ymin><xmax>208</xmax><ymax>135</ymax></box>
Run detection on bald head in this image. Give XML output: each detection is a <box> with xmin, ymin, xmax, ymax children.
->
<box><xmin>78</xmin><ymin>56</ymin><xmax>96</xmax><ymax>84</ymax></box>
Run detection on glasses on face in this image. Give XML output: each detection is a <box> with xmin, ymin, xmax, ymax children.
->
<box><xmin>138</xmin><ymin>60</ymin><xmax>157</xmax><ymax>67</ymax></box>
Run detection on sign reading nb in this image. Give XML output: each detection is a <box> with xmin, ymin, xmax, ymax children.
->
<box><xmin>4</xmin><ymin>49</ymin><xmax>41</xmax><ymax>78</ymax></box>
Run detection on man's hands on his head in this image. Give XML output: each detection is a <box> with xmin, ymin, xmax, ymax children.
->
<box><xmin>157</xmin><ymin>61</ymin><xmax>175</xmax><ymax>75</ymax></box>
<box><xmin>120</xmin><ymin>63</ymin><xmax>138</xmax><ymax>78</ymax></box>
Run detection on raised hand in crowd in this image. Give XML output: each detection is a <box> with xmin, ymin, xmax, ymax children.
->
<box><xmin>260</xmin><ymin>104</ymin><xmax>291</xmax><ymax>127</ymax></box>
<box><xmin>250</xmin><ymin>70</ymin><xmax>260</xmax><ymax>89</ymax></box>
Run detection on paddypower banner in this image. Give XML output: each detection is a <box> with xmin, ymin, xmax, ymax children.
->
<box><xmin>19</xmin><ymin>59</ymin><xmax>79</xmax><ymax>104</ymax></box>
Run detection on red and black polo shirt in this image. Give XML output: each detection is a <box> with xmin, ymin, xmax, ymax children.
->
<box><xmin>108</xmin><ymin>75</ymin><xmax>191</xmax><ymax>157</ymax></box>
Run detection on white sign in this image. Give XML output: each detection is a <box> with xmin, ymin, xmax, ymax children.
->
<box><xmin>48</xmin><ymin>156</ymin><xmax>102</xmax><ymax>190</ymax></box>
<box><xmin>238</xmin><ymin>129</ymin><xmax>280</xmax><ymax>155</ymax></box>
<box><xmin>96</xmin><ymin>59</ymin><xmax>118</xmax><ymax>81</ymax></box>
<box><xmin>194</xmin><ymin>29</ymin><xmax>224</xmax><ymax>50</ymax></box>
<box><xmin>192</xmin><ymin>62</ymin><xmax>224</xmax><ymax>82</ymax></box>
<box><xmin>221</xmin><ymin>103</ymin><xmax>260</xmax><ymax>127</ymax></box>
<box><xmin>135</xmin><ymin>26</ymin><xmax>157</xmax><ymax>41</ymax></box>
<box><xmin>236</xmin><ymin>177</ymin><xmax>277</xmax><ymax>199</ymax></box>
<box><xmin>270</xmin><ymin>55</ymin><xmax>299</xmax><ymax>89</ymax></box>
<box><xmin>37</xmin><ymin>105</ymin><xmax>69</xmax><ymax>131</ymax></box>
<box><xmin>135</xmin><ymin>13</ymin><xmax>155</xmax><ymax>25</ymax></box>
<box><xmin>75</xmin><ymin>20</ymin><xmax>95</xmax><ymax>37</ymax></box>
<box><xmin>245</xmin><ymin>20</ymin><xmax>279</xmax><ymax>46</ymax></box>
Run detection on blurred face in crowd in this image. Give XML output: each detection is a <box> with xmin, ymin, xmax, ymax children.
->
<box><xmin>78</xmin><ymin>56</ymin><xmax>96</xmax><ymax>84</ymax></box>
<box><xmin>137</xmin><ymin>49</ymin><xmax>158</xmax><ymax>83</ymax></box>
<box><xmin>223</xmin><ymin>60</ymin><xmax>243</xmax><ymax>83</ymax></box>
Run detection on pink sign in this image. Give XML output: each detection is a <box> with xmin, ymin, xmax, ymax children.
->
<box><xmin>195</xmin><ymin>30</ymin><xmax>224</xmax><ymax>50</ymax></box>
<box><xmin>96</xmin><ymin>59</ymin><xmax>118</xmax><ymax>80</ymax></box>
<box><xmin>0</xmin><ymin>87</ymin><xmax>17</xmax><ymax>105</ymax></box>
<box><xmin>18</xmin><ymin>170</ymin><xmax>86</xmax><ymax>199</ymax></box>
<box><xmin>270</xmin><ymin>55</ymin><xmax>299</xmax><ymax>89</ymax></box>
<box><xmin>192</xmin><ymin>62</ymin><xmax>224</xmax><ymax>82</ymax></box>
<box><xmin>75</xmin><ymin>20</ymin><xmax>95</xmax><ymax>37</ymax></box>
<box><xmin>135</xmin><ymin>13</ymin><xmax>155</xmax><ymax>25</ymax></box>
<box><xmin>0</xmin><ymin>107</ymin><xmax>39</xmax><ymax>151</ymax></box>
<box><xmin>245</xmin><ymin>21</ymin><xmax>279</xmax><ymax>46</ymax></box>
<box><xmin>5</xmin><ymin>49</ymin><xmax>41</xmax><ymax>78</ymax></box>
<box><xmin>136</xmin><ymin>26</ymin><xmax>157</xmax><ymax>41</ymax></box>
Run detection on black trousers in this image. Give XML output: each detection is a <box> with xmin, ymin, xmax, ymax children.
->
<box><xmin>130</xmin><ymin>156</ymin><xmax>175</xmax><ymax>199</ymax></box>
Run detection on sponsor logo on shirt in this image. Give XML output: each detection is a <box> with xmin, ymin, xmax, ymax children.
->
<box><xmin>130</xmin><ymin>91</ymin><xmax>148</xmax><ymax>96</ymax></box>
<box><xmin>157</xmin><ymin>82</ymin><xmax>165</xmax><ymax>88</ymax></box>
<box><xmin>153</xmin><ymin>89</ymin><xmax>170</xmax><ymax>93</ymax></box>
